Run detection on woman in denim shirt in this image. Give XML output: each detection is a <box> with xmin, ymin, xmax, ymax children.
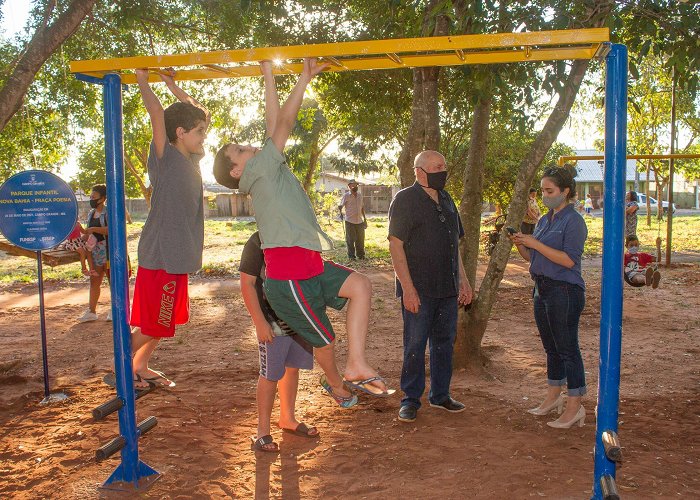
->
<box><xmin>510</xmin><ymin>164</ymin><xmax>588</xmax><ymax>429</ymax></box>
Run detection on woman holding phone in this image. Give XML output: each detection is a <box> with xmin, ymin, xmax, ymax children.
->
<box><xmin>510</xmin><ymin>164</ymin><xmax>588</xmax><ymax>429</ymax></box>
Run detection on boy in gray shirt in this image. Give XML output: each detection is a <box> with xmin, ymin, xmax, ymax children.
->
<box><xmin>130</xmin><ymin>68</ymin><xmax>210</xmax><ymax>388</ymax></box>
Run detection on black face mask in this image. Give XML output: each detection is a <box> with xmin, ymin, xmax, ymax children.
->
<box><xmin>90</xmin><ymin>199</ymin><xmax>101</xmax><ymax>209</ymax></box>
<box><xmin>419</xmin><ymin>168</ymin><xmax>447</xmax><ymax>191</ymax></box>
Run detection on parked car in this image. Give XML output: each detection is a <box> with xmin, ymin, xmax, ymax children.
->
<box><xmin>636</xmin><ymin>193</ymin><xmax>676</xmax><ymax>214</ymax></box>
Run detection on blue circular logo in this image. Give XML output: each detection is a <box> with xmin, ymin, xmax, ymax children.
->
<box><xmin>0</xmin><ymin>170</ymin><xmax>78</xmax><ymax>251</ymax></box>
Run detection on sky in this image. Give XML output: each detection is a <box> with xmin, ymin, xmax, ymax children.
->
<box><xmin>1</xmin><ymin>0</ymin><xmax>30</xmax><ymax>37</ymax></box>
<box><xmin>1</xmin><ymin>1</ymin><xmax>601</xmax><ymax>184</ymax></box>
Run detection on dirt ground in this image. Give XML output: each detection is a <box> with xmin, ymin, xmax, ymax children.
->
<box><xmin>0</xmin><ymin>258</ymin><xmax>698</xmax><ymax>499</ymax></box>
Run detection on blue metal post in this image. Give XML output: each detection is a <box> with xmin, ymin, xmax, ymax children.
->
<box><xmin>593</xmin><ymin>43</ymin><xmax>628</xmax><ymax>499</ymax></box>
<box><xmin>102</xmin><ymin>73</ymin><xmax>159</xmax><ymax>489</ymax></box>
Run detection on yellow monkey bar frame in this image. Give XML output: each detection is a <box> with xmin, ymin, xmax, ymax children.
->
<box><xmin>70</xmin><ymin>28</ymin><xmax>609</xmax><ymax>84</ymax></box>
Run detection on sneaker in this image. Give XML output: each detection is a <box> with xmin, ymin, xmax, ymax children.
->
<box><xmin>106</xmin><ymin>310</ymin><xmax>112</xmax><ymax>322</ymax></box>
<box><xmin>77</xmin><ymin>310</ymin><xmax>98</xmax><ymax>323</ymax></box>
<box><xmin>429</xmin><ymin>397</ymin><xmax>466</xmax><ymax>413</ymax></box>
<box><xmin>651</xmin><ymin>270</ymin><xmax>661</xmax><ymax>289</ymax></box>
<box><xmin>398</xmin><ymin>405</ymin><xmax>418</xmax><ymax>422</ymax></box>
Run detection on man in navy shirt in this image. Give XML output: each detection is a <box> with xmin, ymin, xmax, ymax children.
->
<box><xmin>388</xmin><ymin>150</ymin><xmax>473</xmax><ymax>423</ymax></box>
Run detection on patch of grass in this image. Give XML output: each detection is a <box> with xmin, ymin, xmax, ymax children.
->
<box><xmin>3</xmin><ymin>214</ymin><xmax>699</xmax><ymax>285</ymax></box>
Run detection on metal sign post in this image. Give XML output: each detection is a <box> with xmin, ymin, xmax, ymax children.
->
<box><xmin>0</xmin><ymin>170</ymin><xmax>77</xmax><ymax>404</ymax></box>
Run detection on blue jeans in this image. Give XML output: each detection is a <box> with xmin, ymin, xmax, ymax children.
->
<box><xmin>400</xmin><ymin>294</ymin><xmax>458</xmax><ymax>409</ymax></box>
<box><xmin>533</xmin><ymin>276</ymin><xmax>587</xmax><ymax>396</ymax></box>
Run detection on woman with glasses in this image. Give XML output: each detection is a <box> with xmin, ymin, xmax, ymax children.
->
<box><xmin>510</xmin><ymin>164</ymin><xmax>588</xmax><ymax>429</ymax></box>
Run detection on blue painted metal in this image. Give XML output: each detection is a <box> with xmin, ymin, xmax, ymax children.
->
<box><xmin>101</xmin><ymin>73</ymin><xmax>159</xmax><ymax>489</ymax></box>
<box><xmin>593</xmin><ymin>43</ymin><xmax>628</xmax><ymax>500</ymax></box>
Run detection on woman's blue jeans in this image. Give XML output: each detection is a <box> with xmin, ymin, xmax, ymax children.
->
<box><xmin>533</xmin><ymin>276</ymin><xmax>587</xmax><ymax>396</ymax></box>
<box><xmin>400</xmin><ymin>294</ymin><xmax>458</xmax><ymax>409</ymax></box>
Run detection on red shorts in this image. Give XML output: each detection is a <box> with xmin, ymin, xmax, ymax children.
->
<box><xmin>130</xmin><ymin>266</ymin><xmax>189</xmax><ymax>337</ymax></box>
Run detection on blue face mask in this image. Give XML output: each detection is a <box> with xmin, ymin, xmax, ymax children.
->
<box><xmin>628</xmin><ymin>246</ymin><xmax>638</xmax><ymax>254</ymax></box>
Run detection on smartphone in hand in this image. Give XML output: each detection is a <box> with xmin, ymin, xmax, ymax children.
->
<box><xmin>505</xmin><ymin>226</ymin><xmax>517</xmax><ymax>235</ymax></box>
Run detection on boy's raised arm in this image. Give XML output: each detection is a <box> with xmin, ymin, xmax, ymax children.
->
<box><xmin>261</xmin><ymin>61</ymin><xmax>280</xmax><ymax>138</ymax></box>
<box><xmin>159</xmin><ymin>68</ymin><xmax>211</xmax><ymax>128</ymax></box>
<box><xmin>270</xmin><ymin>58</ymin><xmax>328</xmax><ymax>153</ymax></box>
<box><xmin>136</xmin><ymin>68</ymin><xmax>167</xmax><ymax>158</ymax></box>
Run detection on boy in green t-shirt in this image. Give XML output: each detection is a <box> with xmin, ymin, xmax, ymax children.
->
<box><xmin>214</xmin><ymin>59</ymin><xmax>393</xmax><ymax>406</ymax></box>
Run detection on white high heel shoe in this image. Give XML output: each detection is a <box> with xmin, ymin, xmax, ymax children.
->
<box><xmin>547</xmin><ymin>405</ymin><xmax>585</xmax><ymax>428</ymax></box>
<box><xmin>527</xmin><ymin>395</ymin><xmax>564</xmax><ymax>416</ymax></box>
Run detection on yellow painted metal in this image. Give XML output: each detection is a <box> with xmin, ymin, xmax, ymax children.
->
<box><xmin>70</xmin><ymin>28</ymin><xmax>609</xmax><ymax>84</ymax></box>
<box><xmin>558</xmin><ymin>154</ymin><xmax>700</xmax><ymax>166</ymax></box>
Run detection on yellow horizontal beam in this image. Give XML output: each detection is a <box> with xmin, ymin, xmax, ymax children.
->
<box><xmin>70</xmin><ymin>28</ymin><xmax>609</xmax><ymax>84</ymax></box>
<box><xmin>80</xmin><ymin>45</ymin><xmax>602</xmax><ymax>85</ymax></box>
<box><xmin>558</xmin><ymin>154</ymin><xmax>700</xmax><ymax>166</ymax></box>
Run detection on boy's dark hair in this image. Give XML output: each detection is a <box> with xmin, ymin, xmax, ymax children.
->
<box><xmin>164</xmin><ymin>102</ymin><xmax>206</xmax><ymax>143</ymax></box>
<box><xmin>91</xmin><ymin>184</ymin><xmax>107</xmax><ymax>198</ymax></box>
<box><xmin>529</xmin><ymin>188</ymin><xmax>537</xmax><ymax>194</ymax></box>
<box><xmin>626</xmin><ymin>234</ymin><xmax>639</xmax><ymax>245</ymax></box>
<box><xmin>628</xmin><ymin>190</ymin><xmax>638</xmax><ymax>202</ymax></box>
<box><xmin>542</xmin><ymin>163</ymin><xmax>578</xmax><ymax>200</ymax></box>
<box><xmin>213</xmin><ymin>144</ymin><xmax>240</xmax><ymax>189</ymax></box>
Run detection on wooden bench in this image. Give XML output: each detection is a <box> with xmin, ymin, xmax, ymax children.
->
<box><xmin>0</xmin><ymin>238</ymin><xmax>81</xmax><ymax>267</ymax></box>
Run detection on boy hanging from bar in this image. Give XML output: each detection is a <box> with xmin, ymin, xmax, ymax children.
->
<box><xmin>129</xmin><ymin>68</ymin><xmax>211</xmax><ymax>388</ymax></box>
<box><xmin>214</xmin><ymin>59</ymin><xmax>393</xmax><ymax>406</ymax></box>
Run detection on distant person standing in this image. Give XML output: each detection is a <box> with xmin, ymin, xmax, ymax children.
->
<box><xmin>521</xmin><ymin>188</ymin><xmax>541</xmax><ymax>235</ymax></box>
<box><xmin>625</xmin><ymin>191</ymin><xmax>639</xmax><ymax>238</ymax></box>
<box><xmin>338</xmin><ymin>179</ymin><xmax>367</xmax><ymax>260</ymax></box>
<box><xmin>584</xmin><ymin>194</ymin><xmax>593</xmax><ymax>215</ymax></box>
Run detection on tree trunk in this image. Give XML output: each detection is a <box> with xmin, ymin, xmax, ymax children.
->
<box><xmin>453</xmin><ymin>58</ymin><xmax>593</xmax><ymax>371</ymax></box>
<box><xmin>459</xmin><ymin>97</ymin><xmax>491</xmax><ymax>289</ymax></box>
<box><xmin>453</xmin><ymin>96</ymin><xmax>491</xmax><ymax>371</ymax></box>
<box><xmin>0</xmin><ymin>0</ymin><xmax>97</xmax><ymax>132</ymax></box>
<box><xmin>422</xmin><ymin>15</ymin><xmax>449</xmax><ymax>151</ymax></box>
<box><xmin>303</xmin><ymin>146</ymin><xmax>321</xmax><ymax>193</ymax></box>
<box><xmin>397</xmin><ymin>70</ymin><xmax>426</xmax><ymax>188</ymax></box>
<box><xmin>125</xmin><ymin>153</ymin><xmax>151</xmax><ymax>208</ymax></box>
<box><xmin>395</xmin><ymin>0</ymin><xmax>447</xmax><ymax>188</ymax></box>
<box><xmin>645</xmin><ymin>163</ymin><xmax>651</xmax><ymax>226</ymax></box>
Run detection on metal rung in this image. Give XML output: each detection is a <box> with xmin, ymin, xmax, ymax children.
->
<box><xmin>600</xmin><ymin>474</ymin><xmax>620</xmax><ymax>500</ymax></box>
<box><xmin>322</xmin><ymin>56</ymin><xmax>346</xmax><ymax>68</ymax></box>
<box><xmin>204</xmin><ymin>64</ymin><xmax>242</xmax><ymax>76</ymax></box>
<box><xmin>386</xmin><ymin>53</ymin><xmax>403</xmax><ymax>64</ymax></box>
<box><xmin>602</xmin><ymin>430</ymin><xmax>623</xmax><ymax>463</ymax></box>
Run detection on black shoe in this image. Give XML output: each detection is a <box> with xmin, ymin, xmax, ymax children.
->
<box><xmin>398</xmin><ymin>405</ymin><xmax>418</xmax><ymax>422</ymax></box>
<box><xmin>429</xmin><ymin>397</ymin><xmax>466</xmax><ymax>413</ymax></box>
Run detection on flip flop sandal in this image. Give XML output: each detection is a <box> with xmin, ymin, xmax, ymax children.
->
<box><xmin>251</xmin><ymin>435</ymin><xmax>279</xmax><ymax>453</ymax></box>
<box><xmin>281</xmin><ymin>422</ymin><xmax>320</xmax><ymax>438</ymax></box>
<box><xmin>141</xmin><ymin>369</ymin><xmax>176</xmax><ymax>388</ymax></box>
<box><xmin>344</xmin><ymin>376</ymin><xmax>396</xmax><ymax>397</ymax></box>
<box><xmin>320</xmin><ymin>375</ymin><xmax>358</xmax><ymax>408</ymax></box>
<box><xmin>103</xmin><ymin>372</ymin><xmax>153</xmax><ymax>391</ymax></box>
